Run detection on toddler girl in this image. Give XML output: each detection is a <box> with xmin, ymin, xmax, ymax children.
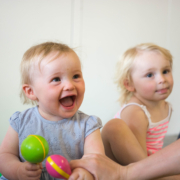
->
<box><xmin>102</xmin><ymin>43</ymin><xmax>173</xmax><ymax>165</ymax></box>
<box><xmin>0</xmin><ymin>42</ymin><xmax>104</xmax><ymax>180</ymax></box>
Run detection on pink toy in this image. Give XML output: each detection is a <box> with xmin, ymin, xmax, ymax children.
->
<box><xmin>46</xmin><ymin>154</ymin><xmax>71</xmax><ymax>179</ymax></box>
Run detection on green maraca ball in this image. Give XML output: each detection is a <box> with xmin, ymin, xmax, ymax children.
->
<box><xmin>21</xmin><ymin>135</ymin><xmax>49</xmax><ymax>163</ymax></box>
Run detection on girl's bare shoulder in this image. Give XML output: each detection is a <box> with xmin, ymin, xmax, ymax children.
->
<box><xmin>121</xmin><ymin>104</ymin><xmax>149</xmax><ymax>127</ymax></box>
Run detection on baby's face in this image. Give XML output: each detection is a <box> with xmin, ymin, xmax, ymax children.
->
<box><xmin>31</xmin><ymin>51</ymin><xmax>85</xmax><ymax>121</ymax></box>
<box><xmin>130</xmin><ymin>51</ymin><xmax>173</xmax><ymax>102</ymax></box>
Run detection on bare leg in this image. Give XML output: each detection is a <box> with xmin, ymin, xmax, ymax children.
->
<box><xmin>101</xmin><ymin>118</ymin><xmax>147</xmax><ymax>165</ymax></box>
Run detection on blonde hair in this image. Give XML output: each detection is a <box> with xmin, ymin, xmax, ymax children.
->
<box><xmin>20</xmin><ymin>42</ymin><xmax>74</xmax><ymax>105</ymax></box>
<box><xmin>115</xmin><ymin>43</ymin><xmax>173</xmax><ymax>105</ymax></box>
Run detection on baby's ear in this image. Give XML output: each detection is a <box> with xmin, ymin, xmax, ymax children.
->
<box><xmin>22</xmin><ymin>84</ymin><xmax>37</xmax><ymax>100</ymax></box>
<box><xmin>123</xmin><ymin>79</ymin><xmax>135</xmax><ymax>92</ymax></box>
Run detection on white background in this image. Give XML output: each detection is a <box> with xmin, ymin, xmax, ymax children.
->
<box><xmin>0</xmin><ymin>0</ymin><xmax>180</xmax><ymax>143</ymax></box>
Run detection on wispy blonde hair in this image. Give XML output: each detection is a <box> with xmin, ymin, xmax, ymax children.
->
<box><xmin>115</xmin><ymin>43</ymin><xmax>173</xmax><ymax>105</ymax></box>
<box><xmin>20</xmin><ymin>42</ymin><xmax>74</xmax><ymax>105</ymax></box>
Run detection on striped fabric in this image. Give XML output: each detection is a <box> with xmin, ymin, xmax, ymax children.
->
<box><xmin>114</xmin><ymin>102</ymin><xmax>172</xmax><ymax>156</ymax></box>
<box><xmin>146</xmin><ymin>120</ymin><xmax>169</xmax><ymax>156</ymax></box>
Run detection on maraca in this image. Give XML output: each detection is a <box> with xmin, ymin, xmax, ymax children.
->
<box><xmin>21</xmin><ymin>135</ymin><xmax>49</xmax><ymax>163</ymax></box>
<box><xmin>46</xmin><ymin>154</ymin><xmax>71</xmax><ymax>179</ymax></box>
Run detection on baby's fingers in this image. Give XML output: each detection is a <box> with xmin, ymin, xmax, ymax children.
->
<box><xmin>68</xmin><ymin>168</ymin><xmax>94</xmax><ymax>180</ymax></box>
<box><xmin>25</xmin><ymin>162</ymin><xmax>42</xmax><ymax>178</ymax></box>
<box><xmin>69</xmin><ymin>172</ymin><xmax>80</xmax><ymax>180</ymax></box>
<box><xmin>25</xmin><ymin>162</ymin><xmax>41</xmax><ymax>171</ymax></box>
<box><xmin>68</xmin><ymin>174</ymin><xmax>79</xmax><ymax>180</ymax></box>
<box><xmin>25</xmin><ymin>171</ymin><xmax>41</xmax><ymax>180</ymax></box>
<box><xmin>39</xmin><ymin>162</ymin><xmax>43</xmax><ymax>169</ymax></box>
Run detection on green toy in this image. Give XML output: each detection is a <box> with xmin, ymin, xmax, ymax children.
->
<box><xmin>0</xmin><ymin>173</ymin><xmax>2</xmax><ymax>177</ymax></box>
<box><xmin>21</xmin><ymin>135</ymin><xmax>49</xmax><ymax>163</ymax></box>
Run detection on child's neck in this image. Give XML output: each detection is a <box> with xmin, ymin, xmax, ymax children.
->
<box><xmin>128</xmin><ymin>96</ymin><xmax>169</xmax><ymax>123</ymax></box>
<box><xmin>128</xmin><ymin>95</ymin><xmax>166</xmax><ymax>109</ymax></box>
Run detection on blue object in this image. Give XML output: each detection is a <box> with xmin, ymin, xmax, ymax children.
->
<box><xmin>177</xmin><ymin>133</ymin><xmax>180</xmax><ymax>139</ymax></box>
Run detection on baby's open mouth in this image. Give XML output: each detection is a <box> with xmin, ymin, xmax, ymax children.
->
<box><xmin>60</xmin><ymin>95</ymin><xmax>76</xmax><ymax>107</ymax></box>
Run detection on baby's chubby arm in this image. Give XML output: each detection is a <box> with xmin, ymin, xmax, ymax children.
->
<box><xmin>0</xmin><ymin>126</ymin><xmax>42</xmax><ymax>180</ymax></box>
<box><xmin>69</xmin><ymin>129</ymin><xmax>105</xmax><ymax>180</ymax></box>
<box><xmin>84</xmin><ymin>129</ymin><xmax>105</xmax><ymax>155</ymax></box>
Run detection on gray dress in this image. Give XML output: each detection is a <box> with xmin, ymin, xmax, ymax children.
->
<box><xmin>1</xmin><ymin>106</ymin><xmax>102</xmax><ymax>180</ymax></box>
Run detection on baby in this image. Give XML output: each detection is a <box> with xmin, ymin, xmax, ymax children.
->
<box><xmin>0</xmin><ymin>42</ymin><xmax>105</xmax><ymax>180</ymax></box>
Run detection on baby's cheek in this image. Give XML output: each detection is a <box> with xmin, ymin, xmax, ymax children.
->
<box><xmin>142</xmin><ymin>84</ymin><xmax>155</xmax><ymax>94</ymax></box>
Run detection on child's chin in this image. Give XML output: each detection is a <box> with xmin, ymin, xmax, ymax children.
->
<box><xmin>60</xmin><ymin>108</ymin><xmax>77</xmax><ymax>117</ymax></box>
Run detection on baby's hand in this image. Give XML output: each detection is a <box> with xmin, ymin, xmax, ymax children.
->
<box><xmin>17</xmin><ymin>161</ymin><xmax>42</xmax><ymax>180</ymax></box>
<box><xmin>68</xmin><ymin>168</ymin><xmax>94</xmax><ymax>180</ymax></box>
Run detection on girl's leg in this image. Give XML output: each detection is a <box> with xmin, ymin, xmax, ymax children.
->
<box><xmin>101</xmin><ymin>118</ymin><xmax>147</xmax><ymax>165</ymax></box>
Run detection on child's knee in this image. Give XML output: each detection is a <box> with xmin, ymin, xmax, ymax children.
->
<box><xmin>101</xmin><ymin>118</ymin><xmax>127</xmax><ymax>139</ymax></box>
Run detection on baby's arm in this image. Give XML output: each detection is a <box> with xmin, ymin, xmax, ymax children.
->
<box><xmin>84</xmin><ymin>129</ymin><xmax>105</xmax><ymax>155</ymax></box>
<box><xmin>69</xmin><ymin>129</ymin><xmax>104</xmax><ymax>180</ymax></box>
<box><xmin>0</xmin><ymin>126</ymin><xmax>42</xmax><ymax>180</ymax></box>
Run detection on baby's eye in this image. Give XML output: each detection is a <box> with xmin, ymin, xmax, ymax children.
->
<box><xmin>52</xmin><ymin>77</ymin><xmax>60</xmax><ymax>82</ymax></box>
<box><xmin>146</xmin><ymin>73</ymin><xmax>153</xmax><ymax>78</ymax></box>
<box><xmin>163</xmin><ymin>69</ymin><xmax>170</xmax><ymax>74</ymax></box>
<box><xmin>73</xmin><ymin>74</ymin><xmax>80</xmax><ymax>79</ymax></box>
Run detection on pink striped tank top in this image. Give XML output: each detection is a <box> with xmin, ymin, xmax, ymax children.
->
<box><xmin>114</xmin><ymin>102</ymin><xmax>172</xmax><ymax>156</ymax></box>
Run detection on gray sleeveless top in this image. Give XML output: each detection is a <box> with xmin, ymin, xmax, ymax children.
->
<box><xmin>1</xmin><ymin>106</ymin><xmax>102</xmax><ymax>180</ymax></box>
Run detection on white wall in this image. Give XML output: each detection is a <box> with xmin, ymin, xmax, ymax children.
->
<box><xmin>0</xmin><ymin>0</ymin><xmax>180</xmax><ymax>143</ymax></box>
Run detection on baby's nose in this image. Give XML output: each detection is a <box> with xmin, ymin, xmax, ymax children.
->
<box><xmin>158</xmin><ymin>74</ymin><xmax>166</xmax><ymax>84</ymax></box>
<box><xmin>63</xmin><ymin>81</ymin><xmax>75</xmax><ymax>91</ymax></box>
